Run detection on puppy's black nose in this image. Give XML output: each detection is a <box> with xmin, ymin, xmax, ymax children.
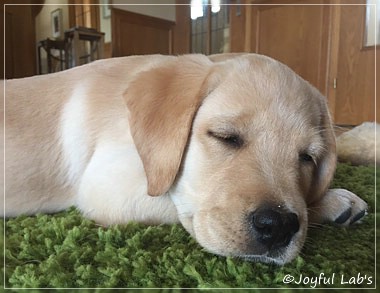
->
<box><xmin>251</xmin><ymin>207</ymin><xmax>299</xmax><ymax>250</ymax></box>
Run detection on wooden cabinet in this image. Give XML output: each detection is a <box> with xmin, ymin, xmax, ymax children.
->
<box><xmin>112</xmin><ymin>8</ymin><xmax>174</xmax><ymax>57</ymax></box>
<box><xmin>228</xmin><ymin>0</ymin><xmax>378</xmax><ymax>125</ymax></box>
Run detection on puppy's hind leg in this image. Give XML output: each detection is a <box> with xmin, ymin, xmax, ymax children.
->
<box><xmin>308</xmin><ymin>189</ymin><xmax>368</xmax><ymax>226</ymax></box>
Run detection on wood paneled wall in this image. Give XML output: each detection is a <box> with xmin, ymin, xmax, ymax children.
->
<box><xmin>173</xmin><ymin>0</ymin><xmax>191</xmax><ymax>54</ymax></box>
<box><xmin>247</xmin><ymin>2</ymin><xmax>330</xmax><ymax>96</ymax></box>
<box><xmin>230</xmin><ymin>3</ymin><xmax>248</xmax><ymax>53</ymax></box>
<box><xmin>328</xmin><ymin>1</ymin><xmax>378</xmax><ymax>125</ymax></box>
<box><xmin>111</xmin><ymin>8</ymin><xmax>175</xmax><ymax>57</ymax></box>
<box><xmin>228</xmin><ymin>0</ymin><xmax>378</xmax><ymax>125</ymax></box>
<box><xmin>1</xmin><ymin>1</ymin><xmax>37</xmax><ymax>79</ymax></box>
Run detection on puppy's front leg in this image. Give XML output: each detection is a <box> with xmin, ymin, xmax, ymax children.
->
<box><xmin>308</xmin><ymin>189</ymin><xmax>368</xmax><ymax>226</ymax></box>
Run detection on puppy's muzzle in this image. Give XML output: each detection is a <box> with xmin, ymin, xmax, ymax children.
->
<box><xmin>249</xmin><ymin>206</ymin><xmax>300</xmax><ymax>251</ymax></box>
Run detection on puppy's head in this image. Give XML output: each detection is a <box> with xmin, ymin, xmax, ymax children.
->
<box><xmin>124</xmin><ymin>54</ymin><xmax>336</xmax><ymax>264</ymax></box>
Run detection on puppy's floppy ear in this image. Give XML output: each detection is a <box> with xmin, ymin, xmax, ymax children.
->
<box><xmin>123</xmin><ymin>55</ymin><xmax>215</xmax><ymax>196</ymax></box>
<box><xmin>310</xmin><ymin>95</ymin><xmax>337</xmax><ymax>204</ymax></box>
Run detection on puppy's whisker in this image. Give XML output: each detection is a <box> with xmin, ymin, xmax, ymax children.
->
<box><xmin>308</xmin><ymin>223</ymin><xmax>324</xmax><ymax>229</ymax></box>
<box><xmin>176</xmin><ymin>211</ymin><xmax>193</xmax><ymax>218</ymax></box>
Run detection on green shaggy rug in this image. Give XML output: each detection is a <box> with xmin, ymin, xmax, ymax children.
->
<box><xmin>1</xmin><ymin>163</ymin><xmax>377</xmax><ymax>289</ymax></box>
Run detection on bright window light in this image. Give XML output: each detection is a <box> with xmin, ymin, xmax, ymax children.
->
<box><xmin>211</xmin><ymin>0</ymin><xmax>220</xmax><ymax>13</ymax></box>
<box><xmin>191</xmin><ymin>0</ymin><xmax>204</xmax><ymax>20</ymax></box>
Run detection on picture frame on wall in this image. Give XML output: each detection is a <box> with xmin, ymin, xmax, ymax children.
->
<box><xmin>51</xmin><ymin>8</ymin><xmax>63</xmax><ymax>39</ymax></box>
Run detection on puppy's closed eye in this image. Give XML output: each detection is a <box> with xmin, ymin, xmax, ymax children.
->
<box><xmin>207</xmin><ymin>130</ymin><xmax>245</xmax><ymax>149</ymax></box>
<box><xmin>299</xmin><ymin>152</ymin><xmax>316</xmax><ymax>165</ymax></box>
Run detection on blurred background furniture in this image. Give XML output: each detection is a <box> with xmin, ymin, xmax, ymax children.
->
<box><xmin>37</xmin><ymin>38</ymin><xmax>66</xmax><ymax>74</ymax></box>
<box><xmin>65</xmin><ymin>26</ymin><xmax>105</xmax><ymax>68</ymax></box>
<box><xmin>37</xmin><ymin>26</ymin><xmax>105</xmax><ymax>74</ymax></box>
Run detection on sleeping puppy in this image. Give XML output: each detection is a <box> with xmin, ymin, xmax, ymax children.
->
<box><xmin>2</xmin><ymin>54</ymin><xmax>368</xmax><ymax>264</ymax></box>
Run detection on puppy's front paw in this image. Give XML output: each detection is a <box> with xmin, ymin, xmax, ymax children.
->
<box><xmin>330</xmin><ymin>189</ymin><xmax>368</xmax><ymax>226</ymax></box>
<box><xmin>310</xmin><ymin>188</ymin><xmax>368</xmax><ymax>226</ymax></box>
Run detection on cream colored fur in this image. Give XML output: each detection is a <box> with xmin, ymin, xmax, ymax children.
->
<box><xmin>337</xmin><ymin>122</ymin><xmax>379</xmax><ymax>166</ymax></box>
<box><xmin>2</xmin><ymin>54</ymin><xmax>367</xmax><ymax>264</ymax></box>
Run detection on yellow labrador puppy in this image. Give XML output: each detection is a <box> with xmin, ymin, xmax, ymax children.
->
<box><xmin>2</xmin><ymin>54</ymin><xmax>367</xmax><ymax>264</ymax></box>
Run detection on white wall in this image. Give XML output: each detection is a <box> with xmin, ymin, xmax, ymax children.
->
<box><xmin>364</xmin><ymin>0</ymin><xmax>380</xmax><ymax>46</ymax></box>
<box><xmin>100</xmin><ymin>0</ymin><xmax>112</xmax><ymax>43</ymax></box>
